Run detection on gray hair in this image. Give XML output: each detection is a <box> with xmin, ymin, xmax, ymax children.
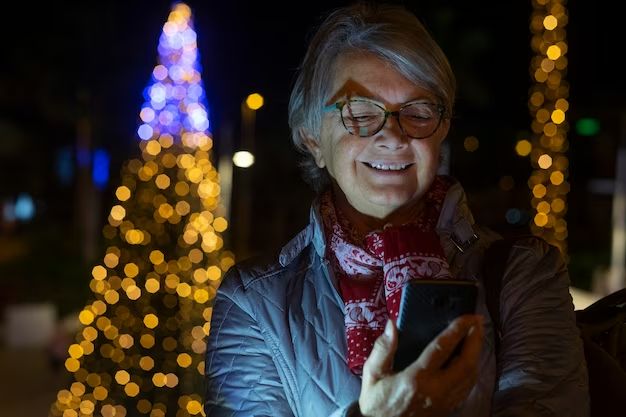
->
<box><xmin>288</xmin><ymin>2</ymin><xmax>456</xmax><ymax>192</ymax></box>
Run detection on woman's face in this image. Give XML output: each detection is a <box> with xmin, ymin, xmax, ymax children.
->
<box><xmin>305</xmin><ymin>52</ymin><xmax>449</xmax><ymax>219</ymax></box>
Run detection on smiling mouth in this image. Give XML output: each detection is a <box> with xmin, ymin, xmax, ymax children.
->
<box><xmin>363</xmin><ymin>161</ymin><xmax>414</xmax><ymax>171</ymax></box>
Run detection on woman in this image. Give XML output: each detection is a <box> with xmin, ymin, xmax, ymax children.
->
<box><xmin>204</xmin><ymin>3</ymin><xmax>589</xmax><ymax>416</ymax></box>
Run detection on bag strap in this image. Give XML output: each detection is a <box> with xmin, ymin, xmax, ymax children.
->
<box><xmin>482</xmin><ymin>238</ymin><xmax>516</xmax><ymax>355</ymax></box>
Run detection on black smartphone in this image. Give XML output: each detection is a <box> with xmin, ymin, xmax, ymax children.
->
<box><xmin>393</xmin><ymin>279</ymin><xmax>478</xmax><ymax>372</ymax></box>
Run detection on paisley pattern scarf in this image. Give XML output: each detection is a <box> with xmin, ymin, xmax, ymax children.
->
<box><xmin>320</xmin><ymin>175</ymin><xmax>454</xmax><ymax>374</ymax></box>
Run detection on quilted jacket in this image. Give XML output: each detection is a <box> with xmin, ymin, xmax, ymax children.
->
<box><xmin>204</xmin><ymin>182</ymin><xmax>590</xmax><ymax>416</ymax></box>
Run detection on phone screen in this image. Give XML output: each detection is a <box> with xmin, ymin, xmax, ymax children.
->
<box><xmin>393</xmin><ymin>279</ymin><xmax>478</xmax><ymax>372</ymax></box>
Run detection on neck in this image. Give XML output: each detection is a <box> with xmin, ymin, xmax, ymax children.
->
<box><xmin>331</xmin><ymin>184</ymin><xmax>424</xmax><ymax>235</ymax></box>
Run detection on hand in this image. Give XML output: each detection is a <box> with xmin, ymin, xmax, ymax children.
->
<box><xmin>358</xmin><ymin>314</ymin><xmax>484</xmax><ymax>417</ymax></box>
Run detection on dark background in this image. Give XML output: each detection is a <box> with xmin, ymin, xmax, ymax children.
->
<box><xmin>0</xmin><ymin>0</ymin><xmax>624</xmax><ymax>315</ymax></box>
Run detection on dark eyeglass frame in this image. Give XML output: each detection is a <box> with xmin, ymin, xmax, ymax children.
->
<box><xmin>323</xmin><ymin>98</ymin><xmax>447</xmax><ymax>139</ymax></box>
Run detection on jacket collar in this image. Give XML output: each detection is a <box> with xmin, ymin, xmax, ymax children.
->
<box><xmin>279</xmin><ymin>179</ymin><xmax>479</xmax><ymax>267</ymax></box>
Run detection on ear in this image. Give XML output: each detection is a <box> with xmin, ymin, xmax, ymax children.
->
<box><xmin>300</xmin><ymin>128</ymin><xmax>326</xmax><ymax>168</ymax></box>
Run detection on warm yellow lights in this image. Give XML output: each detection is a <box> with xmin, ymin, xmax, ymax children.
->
<box><xmin>538</xmin><ymin>154</ymin><xmax>553</xmax><ymax>169</ymax></box>
<box><xmin>139</xmin><ymin>356</ymin><xmax>155</xmax><ymax>371</ymax></box>
<box><xmin>146</xmin><ymin>140</ymin><xmax>162</xmax><ymax>155</ymax></box>
<box><xmin>543</xmin><ymin>15</ymin><xmax>558</xmax><ymax>30</ymax></box>
<box><xmin>246</xmin><ymin>93</ymin><xmax>264</xmax><ymax>110</ymax></box>
<box><xmin>123</xmin><ymin>263</ymin><xmax>139</xmax><ymax>277</ymax></box>
<box><xmin>110</xmin><ymin>205</ymin><xmax>126</xmax><ymax>221</ymax></box>
<box><xmin>149</xmin><ymin>250</ymin><xmax>165</xmax><ymax>265</ymax></box>
<box><xmin>515</xmin><ymin>139</ymin><xmax>532</xmax><ymax>157</ymax></box>
<box><xmin>115</xmin><ymin>370</ymin><xmax>131</xmax><ymax>385</ymax></box>
<box><xmin>93</xmin><ymin>386</ymin><xmax>108</xmax><ymax>401</ymax></box>
<box><xmin>103</xmin><ymin>252</ymin><xmax>119</xmax><ymax>268</ymax></box>
<box><xmin>145</xmin><ymin>278</ymin><xmax>160</xmax><ymax>293</ymax></box>
<box><xmin>124</xmin><ymin>382</ymin><xmax>140</xmax><ymax>397</ymax></box>
<box><xmin>116</xmin><ymin>186</ymin><xmax>131</xmax><ymax>201</ymax></box>
<box><xmin>125</xmin><ymin>229</ymin><xmax>145</xmax><ymax>244</ymax></box>
<box><xmin>68</xmin><ymin>344</ymin><xmax>84</xmax><ymax>359</ymax></box>
<box><xmin>177</xmin><ymin>282</ymin><xmax>192</xmax><ymax>297</ymax></box>
<box><xmin>65</xmin><ymin>358</ymin><xmax>80</xmax><ymax>372</ymax></box>
<box><xmin>551</xmin><ymin>109</ymin><xmax>565</xmax><ymax>124</ymax></box>
<box><xmin>207</xmin><ymin>265</ymin><xmax>222</xmax><ymax>281</ymax></box>
<box><xmin>186</xmin><ymin>400</ymin><xmax>203</xmax><ymax>415</ymax></box>
<box><xmin>546</xmin><ymin>45</ymin><xmax>562</xmax><ymax>60</ymax></box>
<box><xmin>140</xmin><ymin>334</ymin><xmax>155</xmax><ymax>349</ymax></box>
<box><xmin>155</xmin><ymin>173</ymin><xmax>171</xmax><ymax>189</ymax></box>
<box><xmin>79</xmin><ymin>400</ymin><xmax>95</xmax><ymax>415</ymax></box>
<box><xmin>104</xmin><ymin>290</ymin><xmax>120</xmax><ymax>304</ymax></box>
<box><xmin>463</xmin><ymin>136</ymin><xmax>479</xmax><ymax>152</ymax></box>
<box><xmin>213</xmin><ymin>217</ymin><xmax>228</xmax><ymax>232</ymax></box>
<box><xmin>529</xmin><ymin>0</ymin><xmax>568</xmax><ymax>253</ymax></box>
<box><xmin>550</xmin><ymin>171</ymin><xmax>565</xmax><ymax>185</ymax></box>
<box><xmin>119</xmin><ymin>334</ymin><xmax>134</xmax><ymax>349</ymax></box>
<box><xmin>194</xmin><ymin>289</ymin><xmax>210</xmax><ymax>303</ymax></box>
<box><xmin>79</xmin><ymin>310</ymin><xmax>95</xmax><ymax>325</ymax></box>
<box><xmin>152</xmin><ymin>373</ymin><xmax>167</xmax><ymax>387</ymax></box>
<box><xmin>143</xmin><ymin>314</ymin><xmax>159</xmax><ymax>329</ymax></box>
<box><xmin>177</xmin><ymin>353</ymin><xmax>193</xmax><ymax>368</ymax></box>
<box><xmin>54</xmin><ymin>6</ymin><xmax>231</xmax><ymax>415</ymax></box>
<box><xmin>533</xmin><ymin>184</ymin><xmax>547</xmax><ymax>198</ymax></box>
<box><xmin>552</xmin><ymin>198</ymin><xmax>566</xmax><ymax>213</ymax></box>
<box><xmin>92</xmin><ymin>265</ymin><xmax>107</xmax><ymax>281</ymax></box>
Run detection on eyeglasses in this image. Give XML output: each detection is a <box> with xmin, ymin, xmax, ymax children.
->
<box><xmin>323</xmin><ymin>98</ymin><xmax>446</xmax><ymax>139</ymax></box>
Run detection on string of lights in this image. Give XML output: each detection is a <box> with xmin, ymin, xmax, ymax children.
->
<box><xmin>523</xmin><ymin>0</ymin><xmax>570</xmax><ymax>253</ymax></box>
<box><xmin>51</xmin><ymin>4</ymin><xmax>232</xmax><ymax>417</ymax></box>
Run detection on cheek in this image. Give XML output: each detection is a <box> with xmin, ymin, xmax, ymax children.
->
<box><xmin>328</xmin><ymin>136</ymin><xmax>365</xmax><ymax>173</ymax></box>
<box><xmin>413</xmin><ymin>139</ymin><xmax>441</xmax><ymax>166</ymax></box>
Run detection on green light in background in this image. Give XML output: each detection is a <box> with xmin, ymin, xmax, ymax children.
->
<box><xmin>575</xmin><ymin>118</ymin><xmax>600</xmax><ymax>136</ymax></box>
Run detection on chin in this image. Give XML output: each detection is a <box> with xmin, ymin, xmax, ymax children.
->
<box><xmin>367</xmin><ymin>190</ymin><xmax>418</xmax><ymax>210</ymax></box>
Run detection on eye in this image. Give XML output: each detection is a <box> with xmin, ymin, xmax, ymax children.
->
<box><xmin>348</xmin><ymin>114</ymin><xmax>379</xmax><ymax>123</ymax></box>
<box><xmin>343</xmin><ymin>101</ymin><xmax>383</xmax><ymax>124</ymax></box>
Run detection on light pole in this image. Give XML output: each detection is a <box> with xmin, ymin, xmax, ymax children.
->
<box><xmin>232</xmin><ymin>93</ymin><xmax>263</xmax><ymax>260</ymax></box>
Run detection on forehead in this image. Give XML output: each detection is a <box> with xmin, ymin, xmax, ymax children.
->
<box><xmin>327</xmin><ymin>52</ymin><xmax>435</xmax><ymax>105</ymax></box>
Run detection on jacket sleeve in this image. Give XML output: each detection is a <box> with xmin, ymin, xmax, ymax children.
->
<box><xmin>204</xmin><ymin>269</ymin><xmax>294</xmax><ymax>417</ymax></box>
<box><xmin>204</xmin><ymin>269</ymin><xmax>361</xmax><ymax>417</ymax></box>
<box><xmin>491</xmin><ymin>238</ymin><xmax>590</xmax><ymax>417</ymax></box>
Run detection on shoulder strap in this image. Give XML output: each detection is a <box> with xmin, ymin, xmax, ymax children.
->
<box><xmin>483</xmin><ymin>238</ymin><xmax>517</xmax><ymax>354</ymax></box>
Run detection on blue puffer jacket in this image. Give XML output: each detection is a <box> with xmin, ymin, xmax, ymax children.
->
<box><xmin>204</xmin><ymin>182</ymin><xmax>590</xmax><ymax>416</ymax></box>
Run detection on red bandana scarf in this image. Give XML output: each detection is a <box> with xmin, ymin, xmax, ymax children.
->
<box><xmin>320</xmin><ymin>176</ymin><xmax>454</xmax><ymax>374</ymax></box>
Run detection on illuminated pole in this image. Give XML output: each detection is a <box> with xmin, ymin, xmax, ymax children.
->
<box><xmin>233</xmin><ymin>93</ymin><xmax>262</xmax><ymax>259</ymax></box>
<box><xmin>527</xmin><ymin>0</ymin><xmax>569</xmax><ymax>254</ymax></box>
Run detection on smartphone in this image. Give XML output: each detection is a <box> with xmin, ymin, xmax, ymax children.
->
<box><xmin>392</xmin><ymin>279</ymin><xmax>478</xmax><ymax>372</ymax></box>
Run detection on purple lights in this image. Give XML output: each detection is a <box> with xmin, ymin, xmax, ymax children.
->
<box><xmin>138</xmin><ymin>3</ymin><xmax>210</xmax><ymax>143</ymax></box>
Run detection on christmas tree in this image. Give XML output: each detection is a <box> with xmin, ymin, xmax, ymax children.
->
<box><xmin>50</xmin><ymin>3</ymin><xmax>233</xmax><ymax>416</ymax></box>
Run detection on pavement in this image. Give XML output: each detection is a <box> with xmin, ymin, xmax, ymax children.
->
<box><xmin>0</xmin><ymin>347</ymin><xmax>68</xmax><ymax>417</ymax></box>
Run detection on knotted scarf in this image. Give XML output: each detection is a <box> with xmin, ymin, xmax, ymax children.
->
<box><xmin>320</xmin><ymin>175</ymin><xmax>454</xmax><ymax>374</ymax></box>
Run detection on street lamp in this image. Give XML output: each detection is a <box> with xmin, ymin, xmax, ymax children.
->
<box><xmin>221</xmin><ymin>92</ymin><xmax>264</xmax><ymax>260</ymax></box>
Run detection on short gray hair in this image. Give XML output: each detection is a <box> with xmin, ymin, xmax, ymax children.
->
<box><xmin>288</xmin><ymin>2</ymin><xmax>456</xmax><ymax>192</ymax></box>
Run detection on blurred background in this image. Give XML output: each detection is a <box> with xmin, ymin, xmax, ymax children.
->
<box><xmin>0</xmin><ymin>0</ymin><xmax>624</xmax><ymax>415</ymax></box>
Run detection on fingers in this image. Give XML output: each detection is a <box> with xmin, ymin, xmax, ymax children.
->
<box><xmin>410</xmin><ymin>314</ymin><xmax>483</xmax><ymax>372</ymax></box>
<box><xmin>362</xmin><ymin>320</ymin><xmax>398</xmax><ymax>386</ymax></box>
<box><xmin>442</xmin><ymin>315</ymin><xmax>484</xmax><ymax>382</ymax></box>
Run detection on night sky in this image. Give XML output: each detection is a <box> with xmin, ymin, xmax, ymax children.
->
<box><xmin>0</xmin><ymin>0</ymin><xmax>624</xmax><ymax>299</ymax></box>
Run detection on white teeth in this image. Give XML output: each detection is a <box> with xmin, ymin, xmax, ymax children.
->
<box><xmin>368</xmin><ymin>162</ymin><xmax>409</xmax><ymax>171</ymax></box>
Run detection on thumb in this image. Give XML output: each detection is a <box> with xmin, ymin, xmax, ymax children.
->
<box><xmin>362</xmin><ymin>320</ymin><xmax>398</xmax><ymax>386</ymax></box>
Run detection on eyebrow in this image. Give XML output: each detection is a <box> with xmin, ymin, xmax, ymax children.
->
<box><xmin>347</xmin><ymin>95</ymin><xmax>438</xmax><ymax>106</ymax></box>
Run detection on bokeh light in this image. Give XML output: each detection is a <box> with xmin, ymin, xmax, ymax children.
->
<box><xmin>52</xmin><ymin>3</ymin><xmax>231</xmax><ymax>416</ymax></box>
<box><xmin>528</xmin><ymin>0</ymin><xmax>569</xmax><ymax>253</ymax></box>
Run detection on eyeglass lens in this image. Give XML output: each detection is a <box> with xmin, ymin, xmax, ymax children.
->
<box><xmin>341</xmin><ymin>100</ymin><xmax>441</xmax><ymax>138</ymax></box>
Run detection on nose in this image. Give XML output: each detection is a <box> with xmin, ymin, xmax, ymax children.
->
<box><xmin>374</xmin><ymin>113</ymin><xmax>408</xmax><ymax>150</ymax></box>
